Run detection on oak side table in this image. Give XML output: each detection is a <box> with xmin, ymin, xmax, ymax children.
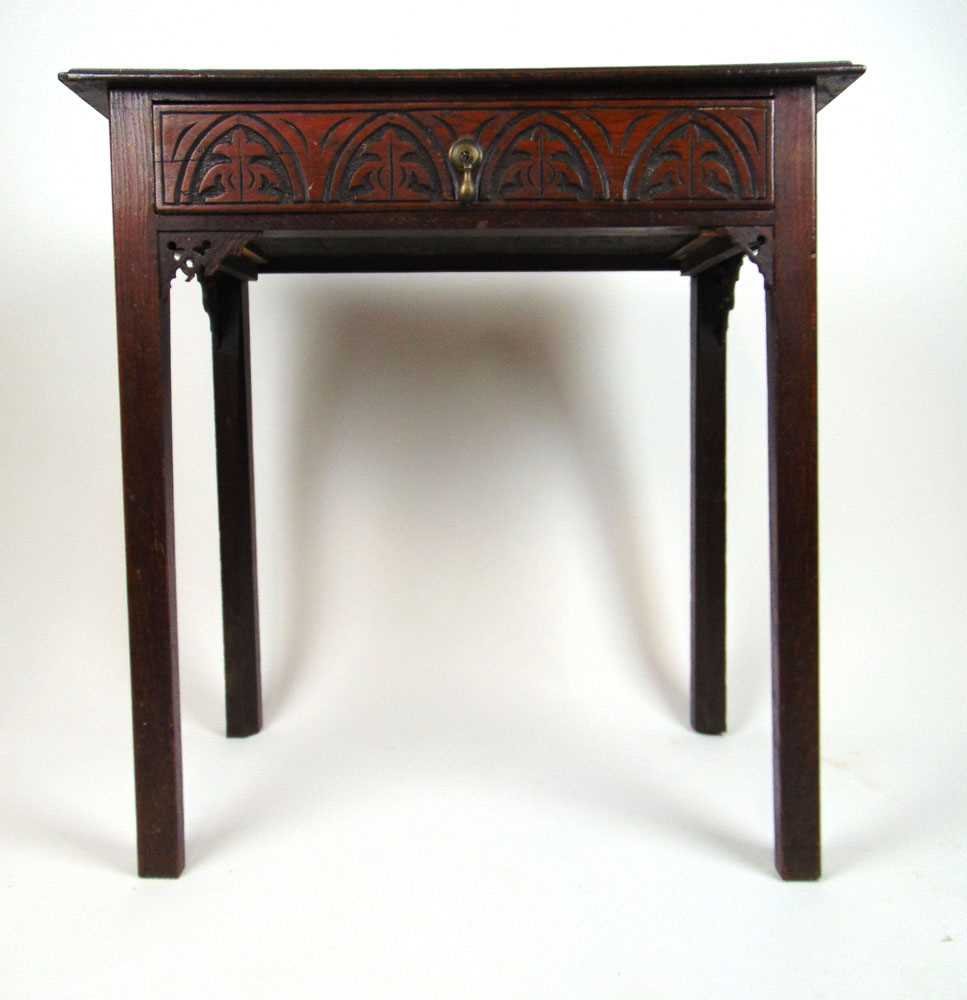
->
<box><xmin>60</xmin><ymin>63</ymin><xmax>864</xmax><ymax>880</ymax></box>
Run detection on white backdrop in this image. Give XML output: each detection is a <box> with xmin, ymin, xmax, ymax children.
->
<box><xmin>2</xmin><ymin>2</ymin><xmax>965</xmax><ymax>997</ymax></box>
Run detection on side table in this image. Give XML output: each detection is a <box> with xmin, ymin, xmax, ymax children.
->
<box><xmin>60</xmin><ymin>62</ymin><xmax>864</xmax><ymax>879</ymax></box>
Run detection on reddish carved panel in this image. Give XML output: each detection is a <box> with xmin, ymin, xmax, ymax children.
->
<box><xmin>155</xmin><ymin>100</ymin><xmax>771</xmax><ymax>211</ymax></box>
<box><xmin>621</xmin><ymin>107</ymin><xmax>769</xmax><ymax>201</ymax></box>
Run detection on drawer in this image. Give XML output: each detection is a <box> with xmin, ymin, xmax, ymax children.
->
<box><xmin>154</xmin><ymin>99</ymin><xmax>772</xmax><ymax>211</ymax></box>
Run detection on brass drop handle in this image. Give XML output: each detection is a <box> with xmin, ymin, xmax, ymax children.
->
<box><xmin>449</xmin><ymin>138</ymin><xmax>483</xmax><ymax>204</ymax></box>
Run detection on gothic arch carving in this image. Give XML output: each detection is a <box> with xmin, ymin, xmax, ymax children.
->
<box><xmin>326</xmin><ymin>113</ymin><xmax>452</xmax><ymax>202</ymax></box>
<box><xmin>623</xmin><ymin>110</ymin><xmax>763</xmax><ymax>202</ymax></box>
<box><xmin>480</xmin><ymin>111</ymin><xmax>609</xmax><ymax>201</ymax></box>
<box><xmin>174</xmin><ymin>114</ymin><xmax>307</xmax><ymax>206</ymax></box>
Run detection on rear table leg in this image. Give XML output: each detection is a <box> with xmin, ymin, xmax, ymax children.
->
<box><xmin>203</xmin><ymin>273</ymin><xmax>263</xmax><ymax>739</ymax></box>
<box><xmin>690</xmin><ymin>255</ymin><xmax>743</xmax><ymax>735</ymax></box>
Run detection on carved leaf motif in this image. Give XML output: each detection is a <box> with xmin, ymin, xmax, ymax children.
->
<box><xmin>194</xmin><ymin>126</ymin><xmax>292</xmax><ymax>204</ymax></box>
<box><xmin>344</xmin><ymin>150</ymin><xmax>383</xmax><ymax>199</ymax></box>
<box><xmin>548</xmin><ymin>150</ymin><xmax>587</xmax><ymax>197</ymax></box>
<box><xmin>493</xmin><ymin>124</ymin><xmax>592</xmax><ymax>200</ymax></box>
<box><xmin>694</xmin><ymin>132</ymin><xmax>739</xmax><ymax>197</ymax></box>
<box><xmin>640</xmin><ymin>128</ymin><xmax>689</xmax><ymax>198</ymax></box>
<box><xmin>629</xmin><ymin>115</ymin><xmax>748</xmax><ymax>201</ymax></box>
<box><xmin>342</xmin><ymin>125</ymin><xmax>440</xmax><ymax>201</ymax></box>
<box><xmin>498</xmin><ymin>152</ymin><xmax>534</xmax><ymax>198</ymax></box>
<box><xmin>398</xmin><ymin>147</ymin><xmax>436</xmax><ymax>197</ymax></box>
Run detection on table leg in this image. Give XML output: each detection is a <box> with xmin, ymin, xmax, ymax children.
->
<box><xmin>767</xmin><ymin>86</ymin><xmax>820</xmax><ymax>880</ymax></box>
<box><xmin>203</xmin><ymin>274</ymin><xmax>263</xmax><ymax>738</ymax></box>
<box><xmin>690</xmin><ymin>256</ymin><xmax>742</xmax><ymax>735</ymax></box>
<box><xmin>110</xmin><ymin>90</ymin><xmax>184</xmax><ymax>877</ymax></box>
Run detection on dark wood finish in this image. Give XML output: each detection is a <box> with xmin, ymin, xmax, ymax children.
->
<box><xmin>690</xmin><ymin>255</ymin><xmax>743</xmax><ymax>735</ymax></box>
<box><xmin>109</xmin><ymin>89</ymin><xmax>184</xmax><ymax>878</ymax></box>
<box><xmin>58</xmin><ymin>63</ymin><xmax>864</xmax><ymax>117</ymax></box>
<box><xmin>155</xmin><ymin>206</ymin><xmax>777</xmax><ymax>233</ymax></box>
<box><xmin>766</xmin><ymin>86</ymin><xmax>821</xmax><ymax>880</ymax></box>
<box><xmin>61</xmin><ymin>63</ymin><xmax>863</xmax><ymax>880</ymax></box>
<box><xmin>203</xmin><ymin>274</ymin><xmax>263</xmax><ymax>738</ymax></box>
<box><xmin>153</xmin><ymin>99</ymin><xmax>772</xmax><ymax>211</ymax></box>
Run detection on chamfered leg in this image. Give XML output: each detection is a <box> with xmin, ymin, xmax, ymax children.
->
<box><xmin>110</xmin><ymin>90</ymin><xmax>184</xmax><ymax>877</ymax></box>
<box><xmin>767</xmin><ymin>85</ymin><xmax>821</xmax><ymax>880</ymax></box>
<box><xmin>690</xmin><ymin>255</ymin><xmax>743</xmax><ymax>735</ymax></box>
<box><xmin>202</xmin><ymin>273</ymin><xmax>263</xmax><ymax>738</ymax></box>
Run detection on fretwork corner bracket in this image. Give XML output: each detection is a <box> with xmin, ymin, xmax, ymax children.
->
<box><xmin>673</xmin><ymin>226</ymin><xmax>773</xmax><ymax>288</ymax></box>
<box><xmin>724</xmin><ymin>226</ymin><xmax>774</xmax><ymax>288</ymax></box>
<box><xmin>161</xmin><ymin>233</ymin><xmax>265</xmax><ymax>286</ymax></box>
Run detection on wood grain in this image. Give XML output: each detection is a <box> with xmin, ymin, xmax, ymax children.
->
<box><xmin>203</xmin><ymin>274</ymin><xmax>263</xmax><ymax>738</ymax></box>
<box><xmin>63</xmin><ymin>64</ymin><xmax>861</xmax><ymax>879</ymax></box>
<box><xmin>60</xmin><ymin>63</ymin><xmax>865</xmax><ymax>116</ymax></box>
<box><xmin>109</xmin><ymin>88</ymin><xmax>184</xmax><ymax>878</ymax></box>
<box><xmin>691</xmin><ymin>254</ymin><xmax>743</xmax><ymax>735</ymax></box>
<box><xmin>153</xmin><ymin>100</ymin><xmax>773</xmax><ymax>211</ymax></box>
<box><xmin>767</xmin><ymin>86</ymin><xmax>820</xmax><ymax>880</ymax></box>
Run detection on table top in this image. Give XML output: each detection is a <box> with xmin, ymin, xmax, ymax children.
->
<box><xmin>59</xmin><ymin>62</ymin><xmax>864</xmax><ymax>117</ymax></box>
<box><xmin>64</xmin><ymin>61</ymin><xmax>863</xmax><ymax>278</ymax></box>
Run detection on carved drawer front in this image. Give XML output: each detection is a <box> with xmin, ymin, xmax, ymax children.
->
<box><xmin>154</xmin><ymin>99</ymin><xmax>773</xmax><ymax>211</ymax></box>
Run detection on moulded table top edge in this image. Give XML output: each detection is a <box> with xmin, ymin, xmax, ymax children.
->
<box><xmin>59</xmin><ymin>62</ymin><xmax>866</xmax><ymax>117</ymax></box>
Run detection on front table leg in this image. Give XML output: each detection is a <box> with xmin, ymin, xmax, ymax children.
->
<box><xmin>767</xmin><ymin>86</ymin><xmax>821</xmax><ymax>880</ymax></box>
<box><xmin>110</xmin><ymin>90</ymin><xmax>184</xmax><ymax>877</ymax></box>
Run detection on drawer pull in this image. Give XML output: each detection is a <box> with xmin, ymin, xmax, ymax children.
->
<box><xmin>448</xmin><ymin>138</ymin><xmax>483</xmax><ymax>203</ymax></box>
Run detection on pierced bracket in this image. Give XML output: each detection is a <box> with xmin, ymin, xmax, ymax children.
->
<box><xmin>673</xmin><ymin>226</ymin><xmax>773</xmax><ymax>289</ymax></box>
<box><xmin>723</xmin><ymin>226</ymin><xmax>774</xmax><ymax>288</ymax></box>
<box><xmin>161</xmin><ymin>233</ymin><xmax>265</xmax><ymax>286</ymax></box>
